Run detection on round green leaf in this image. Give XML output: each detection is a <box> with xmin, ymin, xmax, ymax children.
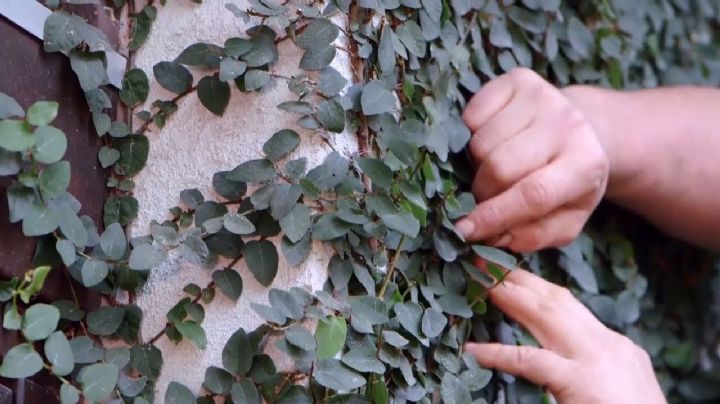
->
<box><xmin>87</xmin><ymin>306</ymin><xmax>125</xmax><ymax>336</ymax></box>
<box><xmin>0</xmin><ymin>343</ymin><xmax>43</xmax><ymax>378</ymax></box>
<box><xmin>120</xmin><ymin>68</ymin><xmax>149</xmax><ymax>107</ymax></box>
<box><xmin>22</xmin><ymin>303</ymin><xmax>60</xmax><ymax>341</ymax></box>
<box><xmin>79</xmin><ymin>363</ymin><xmax>119</xmax><ymax>402</ymax></box>
<box><xmin>45</xmin><ymin>331</ymin><xmax>74</xmax><ymax>376</ymax></box>
<box><xmin>263</xmin><ymin>129</ymin><xmax>300</xmax><ymax>161</ymax></box>
<box><xmin>212</xmin><ymin>268</ymin><xmax>243</xmax><ymax>302</ymax></box>
<box><xmin>27</xmin><ymin>101</ymin><xmax>59</xmax><ymax>126</ymax></box>
<box><xmin>100</xmin><ymin>222</ymin><xmax>127</xmax><ymax>260</ymax></box>
<box><xmin>153</xmin><ymin>61</ymin><xmax>193</xmax><ymax>94</ymax></box>
<box><xmin>242</xmin><ymin>240</ymin><xmax>279</xmax><ymax>287</ymax></box>
<box><xmin>39</xmin><ymin>161</ymin><xmax>71</xmax><ymax>199</ymax></box>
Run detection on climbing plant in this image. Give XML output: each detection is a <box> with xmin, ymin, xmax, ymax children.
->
<box><xmin>1</xmin><ymin>0</ymin><xmax>720</xmax><ymax>403</ymax></box>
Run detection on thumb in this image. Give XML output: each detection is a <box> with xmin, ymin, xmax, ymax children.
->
<box><xmin>464</xmin><ymin>342</ymin><xmax>572</xmax><ymax>389</ymax></box>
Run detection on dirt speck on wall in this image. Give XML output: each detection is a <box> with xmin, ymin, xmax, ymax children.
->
<box><xmin>129</xmin><ymin>0</ymin><xmax>356</xmax><ymax>395</ymax></box>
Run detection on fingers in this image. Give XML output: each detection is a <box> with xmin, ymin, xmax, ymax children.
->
<box><xmin>472</xmin><ymin>127</ymin><xmax>559</xmax><ymax>201</ymax></box>
<box><xmin>465</xmin><ymin>342</ymin><xmax>573</xmax><ymax>388</ymax></box>
<box><xmin>498</xmin><ymin>207</ymin><xmax>589</xmax><ymax>252</ymax></box>
<box><xmin>463</xmin><ymin>72</ymin><xmax>516</xmax><ymax>131</ymax></box>
<box><xmin>456</xmin><ymin>156</ymin><xmax>601</xmax><ymax>241</ymax></box>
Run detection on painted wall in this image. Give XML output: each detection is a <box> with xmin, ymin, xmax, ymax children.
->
<box><xmin>129</xmin><ymin>0</ymin><xmax>354</xmax><ymax>396</ymax></box>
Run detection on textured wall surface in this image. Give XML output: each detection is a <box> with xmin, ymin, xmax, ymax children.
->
<box><xmin>129</xmin><ymin>0</ymin><xmax>354</xmax><ymax>395</ymax></box>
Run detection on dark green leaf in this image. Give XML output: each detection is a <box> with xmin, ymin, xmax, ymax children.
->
<box><xmin>219</xmin><ymin>57</ymin><xmax>247</xmax><ymax>82</ymax></box>
<box><xmin>222</xmin><ymin>328</ymin><xmax>254</xmax><ymax>375</ymax></box>
<box><xmin>263</xmin><ymin>129</ymin><xmax>300</xmax><ymax>161</ymax></box>
<box><xmin>421</xmin><ymin>307</ymin><xmax>447</xmax><ymax>338</ymax></box>
<box><xmin>131</xmin><ymin>344</ymin><xmax>162</xmax><ymax>381</ymax></box>
<box><xmin>175</xmin><ymin>43</ymin><xmax>224</xmax><ymax>68</ymax></box>
<box><xmin>120</xmin><ymin>68</ymin><xmax>149</xmax><ymax>107</ymax></box>
<box><xmin>197</xmin><ymin>75</ymin><xmax>231</xmax><ymax>116</ymax></box>
<box><xmin>441</xmin><ymin>372</ymin><xmax>472</xmax><ymax>404</ymax></box>
<box><xmin>231</xmin><ymin>379</ymin><xmax>260</xmax><ymax>404</ymax></box>
<box><xmin>87</xmin><ymin>306</ymin><xmax>124</xmax><ymax>336</ymax></box>
<box><xmin>104</xmin><ymin>195</ymin><xmax>139</xmax><ymax>226</ymax></box>
<box><xmin>314</xmin><ymin>358</ymin><xmax>366</xmax><ymax>391</ymax></box>
<box><xmin>285</xmin><ymin>324</ymin><xmax>316</xmax><ymax>351</ymax></box>
<box><xmin>165</xmin><ymin>381</ymin><xmax>195</xmax><ymax>404</ymax></box>
<box><xmin>69</xmin><ymin>50</ymin><xmax>107</xmax><ymax>91</ymax></box>
<box><xmin>204</xmin><ymin>366</ymin><xmax>233</xmax><ymax>394</ymax></box>
<box><xmin>154</xmin><ymin>62</ymin><xmax>193</xmax><ymax>94</ymax></box>
<box><xmin>213</xmin><ymin>269</ymin><xmax>243</xmax><ymax>302</ymax></box>
<box><xmin>361</xmin><ymin>80</ymin><xmax>395</xmax><ymax>115</ymax></box>
<box><xmin>300</xmin><ymin>46</ymin><xmax>336</xmax><ymax>70</ymax></box>
<box><xmin>342</xmin><ymin>348</ymin><xmax>385</xmax><ymax>374</ymax></box>
<box><xmin>113</xmin><ymin>134</ymin><xmax>149</xmax><ymax>176</ymax></box>
<box><xmin>228</xmin><ymin>159</ymin><xmax>276</xmax><ymax>183</ymax></box>
<box><xmin>317</xmin><ymin>99</ymin><xmax>345</xmax><ymax>133</ymax></box>
<box><xmin>243</xmin><ymin>240</ymin><xmax>279</xmax><ymax>287</ymax></box>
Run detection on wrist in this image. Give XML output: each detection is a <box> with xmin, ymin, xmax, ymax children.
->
<box><xmin>561</xmin><ymin>85</ymin><xmax>640</xmax><ymax>198</ymax></box>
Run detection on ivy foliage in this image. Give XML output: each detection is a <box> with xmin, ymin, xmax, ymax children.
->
<box><xmin>1</xmin><ymin>0</ymin><xmax>720</xmax><ymax>403</ymax></box>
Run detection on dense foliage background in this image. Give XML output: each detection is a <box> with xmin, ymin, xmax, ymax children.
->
<box><xmin>1</xmin><ymin>0</ymin><xmax>719</xmax><ymax>403</ymax></box>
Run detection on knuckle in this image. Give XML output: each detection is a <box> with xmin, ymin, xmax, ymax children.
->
<box><xmin>476</xmin><ymin>203</ymin><xmax>504</xmax><ymax>232</ymax></box>
<box><xmin>510</xmin><ymin>228</ymin><xmax>545</xmax><ymax>252</ymax></box>
<box><xmin>509</xmin><ymin>67</ymin><xmax>537</xmax><ymax>85</ymax></box>
<box><xmin>470</xmin><ymin>136</ymin><xmax>492</xmax><ymax>160</ymax></box>
<box><xmin>485</xmin><ymin>154</ymin><xmax>515</xmax><ymax>185</ymax></box>
<box><xmin>520</xmin><ymin>176</ymin><xmax>555</xmax><ymax>209</ymax></box>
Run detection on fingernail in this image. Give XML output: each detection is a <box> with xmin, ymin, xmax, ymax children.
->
<box><xmin>455</xmin><ymin>219</ymin><xmax>476</xmax><ymax>239</ymax></box>
<box><xmin>494</xmin><ymin>233</ymin><xmax>512</xmax><ymax>247</ymax></box>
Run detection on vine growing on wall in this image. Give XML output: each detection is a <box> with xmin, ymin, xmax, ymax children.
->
<box><xmin>1</xmin><ymin>0</ymin><xmax>720</xmax><ymax>403</ymax></box>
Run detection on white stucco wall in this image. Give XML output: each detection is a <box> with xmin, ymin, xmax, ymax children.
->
<box><xmin>129</xmin><ymin>0</ymin><xmax>354</xmax><ymax>396</ymax></box>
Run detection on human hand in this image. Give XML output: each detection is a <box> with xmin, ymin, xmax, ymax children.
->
<box><xmin>465</xmin><ymin>268</ymin><xmax>666</xmax><ymax>404</ymax></box>
<box><xmin>456</xmin><ymin>68</ymin><xmax>609</xmax><ymax>252</ymax></box>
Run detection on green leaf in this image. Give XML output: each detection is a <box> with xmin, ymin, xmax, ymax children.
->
<box><xmin>225</xmin><ymin>37</ymin><xmax>253</xmax><ymax>58</ymax></box>
<box><xmin>175</xmin><ymin>43</ymin><xmax>224</xmax><ymax>68</ymax></box>
<box><xmin>87</xmin><ymin>306</ymin><xmax>124</xmax><ymax>335</ymax></box>
<box><xmin>0</xmin><ymin>343</ymin><xmax>43</xmax><ymax>378</ymax></box>
<box><xmin>39</xmin><ymin>161</ymin><xmax>71</xmax><ymax>199</ymax></box>
<box><xmin>45</xmin><ymin>331</ymin><xmax>74</xmax><ymax>376</ymax></box>
<box><xmin>285</xmin><ymin>324</ymin><xmax>316</xmax><ymax>351</ymax></box>
<box><xmin>43</xmin><ymin>11</ymin><xmax>111</xmax><ymax>53</ymax></box>
<box><xmin>17</xmin><ymin>265</ymin><xmax>52</xmax><ymax>304</ymax></box>
<box><xmin>69</xmin><ymin>336</ymin><xmax>103</xmax><ymax>364</ymax></box>
<box><xmin>32</xmin><ymin>125</ymin><xmax>67</xmax><ymax>164</ymax></box>
<box><xmin>281</xmin><ymin>233</ymin><xmax>311</xmax><ymax>267</ymax></box>
<box><xmin>317</xmin><ymin>99</ymin><xmax>345</xmax><ymax>133</ymax></box>
<box><xmin>212</xmin><ymin>269</ymin><xmax>243</xmax><ymax>302</ymax></box>
<box><xmin>244</xmin><ymin>69</ymin><xmax>270</xmax><ymax>91</ymax></box>
<box><xmin>263</xmin><ymin>129</ymin><xmax>300</xmax><ymax>161</ymax></box>
<box><xmin>27</xmin><ymin>101</ymin><xmax>58</xmax><ymax>126</ymax></box>
<box><xmin>164</xmin><ymin>381</ymin><xmax>196</xmax><ymax>404</ymax></box>
<box><xmin>357</xmin><ymin>158</ymin><xmax>393</xmax><ymax>189</ymax></box>
<box><xmin>361</xmin><ymin>80</ymin><xmax>395</xmax><ymax>115</ymax></box>
<box><xmin>223</xmin><ymin>212</ymin><xmax>255</xmax><ymax>235</ymax></box>
<box><xmin>213</xmin><ymin>171</ymin><xmax>247</xmax><ymax>200</ymax></box>
<box><xmin>100</xmin><ymin>222</ymin><xmax>127</xmax><ymax>260</ymax></box>
<box><xmin>53</xmin><ymin>299</ymin><xmax>84</xmax><ymax>321</ymax></box>
<box><xmin>312</xmin><ymin>213</ymin><xmax>351</xmax><ymax>241</ymax></box>
<box><xmin>21</xmin><ymin>303</ymin><xmax>59</xmax><ymax>341</ymax></box>
<box><xmin>81</xmin><ymin>259</ymin><xmax>109</xmax><ymax>286</ymax></box>
<box><xmin>241</xmin><ymin>35</ymin><xmax>277</xmax><ymax>67</ymax></box>
<box><xmin>179</xmin><ymin>188</ymin><xmax>204</xmax><ymax>209</ymax></box>
<box><xmin>472</xmin><ymin>245</ymin><xmax>517</xmax><ymax>269</ymax></box>
<box><xmin>175</xmin><ymin>320</ymin><xmax>207</xmax><ymax>349</ymax></box>
<box><xmin>3</xmin><ymin>305</ymin><xmax>21</xmax><ymax>330</ymax></box>
<box><xmin>22</xmin><ymin>204</ymin><xmax>60</xmax><ymax>236</ymax></box>
<box><xmin>342</xmin><ymin>348</ymin><xmax>385</xmax><ymax>374</ymax></box>
<box><xmin>154</xmin><ymin>61</ymin><xmax>193</xmax><ymax>94</ymax></box>
<box><xmin>394</xmin><ymin>302</ymin><xmax>423</xmax><ymax>338</ymax></box>
<box><xmin>79</xmin><ymin>363</ymin><xmax>119</xmax><ymax>402</ymax></box>
<box><xmin>382</xmin><ymin>330</ymin><xmax>409</xmax><ymax>348</ymax></box>
<box><xmin>69</xmin><ymin>50</ymin><xmax>107</xmax><ymax>91</ymax></box>
<box><xmin>222</xmin><ymin>328</ymin><xmax>254</xmax><ymax>375</ymax></box>
<box><xmin>231</xmin><ymin>379</ymin><xmax>260</xmax><ymax>404</ymax></box>
<box><xmin>0</xmin><ymin>120</ymin><xmax>34</xmax><ymax>152</ymax></box>
<box><xmin>350</xmin><ymin>296</ymin><xmax>389</xmax><ymax>325</ymax></box>
<box><xmin>278</xmin><ymin>101</ymin><xmax>313</xmax><ymax>115</ymax></box>
<box><xmin>219</xmin><ymin>57</ymin><xmax>247</xmax><ymax>82</ymax></box>
<box><xmin>318</xmin><ymin>66</ymin><xmax>347</xmax><ymax>97</ymax></box>
<box><xmin>305</xmin><ymin>151</ymin><xmax>348</xmax><ymax>190</ymax></box>
<box><xmin>129</xmin><ymin>243</ymin><xmax>167</xmax><ymax>270</ymax></box>
<box><xmin>129</xmin><ymin>9</ymin><xmax>153</xmax><ymax>50</ymax></box>
<box><xmin>421</xmin><ymin>307</ymin><xmax>447</xmax><ymax>338</ymax></box>
<box><xmin>204</xmin><ymin>366</ymin><xmax>234</xmax><ymax>394</ymax></box>
<box><xmin>396</xmin><ymin>20</ymin><xmax>426</xmax><ymax>57</ymax></box>
<box><xmin>382</xmin><ymin>211</ymin><xmax>420</xmax><ymax>238</ymax></box>
<box><xmin>315</xmin><ymin>315</ymin><xmax>347</xmax><ymax>359</ymax></box>
<box><xmin>104</xmin><ymin>195</ymin><xmax>139</xmax><ymax>226</ymax></box>
<box><xmin>314</xmin><ymin>358</ymin><xmax>366</xmax><ymax>391</ymax></box>
<box><xmin>299</xmin><ymin>46</ymin><xmax>336</xmax><ymax>70</ymax></box>
<box><xmin>297</xmin><ymin>19</ymin><xmax>338</xmax><ymax>48</ymax></box>
<box><xmin>117</xmin><ymin>373</ymin><xmax>146</xmax><ymax>398</ymax></box>
<box><xmin>113</xmin><ymin>134</ymin><xmax>150</xmax><ymax>176</ymax></box>
<box><xmin>228</xmin><ymin>159</ymin><xmax>276</xmax><ymax>183</ymax></box>
<box><xmin>243</xmin><ymin>240</ymin><xmax>279</xmax><ymax>286</ymax></box>
<box><xmin>120</xmin><ymin>68</ymin><xmax>149</xmax><ymax>107</ymax></box>
<box><xmin>60</xmin><ymin>383</ymin><xmax>79</xmax><ymax>404</ymax></box>
<box><xmin>0</xmin><ymin>92</ymin><xmax>23</xmax><ymax>119</ymax></box>
<box><xmin>268</xmin><ymin>288</ymin><xmax>303</xmax><ymax>320</ymax></box>
<box><xmin>568</xmin><ymin>16</ymin><xmax>595</xmax><ymax>59</ymax></box>
<box><xmin>131</xmin><ymin>344</ymin><xmax>162</xmax><ymax>381</ymax></box>
<box><xmin>279</xmin><ymin>204</ymin><xmax>311</xmax><ymax>243</ymax></box>
<box><xmin>438</xmin><ymin>294</ymin><xmax>473</xmax><ymax>318</ymax></box>
<box><xmin>441</xmin><ymin>372</ymin><xmax>472</xmax><ymax>404</ymax></box>
<box><xmin>251</xmin><ymin>303</ymin><xmax>286</xmax><ymax>324</ymax></box>
<box><xmin>197</xmin><ymin>74</ymin><xmax>231</xmax><ymax>116</ymax></box>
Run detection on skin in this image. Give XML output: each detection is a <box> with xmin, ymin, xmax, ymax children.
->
<box><xmin>458</xmin><ymin>68</ymin><xmax>720</xmax><ymax>401</ymax></box>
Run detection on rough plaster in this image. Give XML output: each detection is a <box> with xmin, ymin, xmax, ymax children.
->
<box><xmin>129</xmin><ymin>0</ymin><xmax>355</xmax><ymax>396</ymax></box>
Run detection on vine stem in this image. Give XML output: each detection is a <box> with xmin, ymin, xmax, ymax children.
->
<box><xmin>378</xmin><ymin>235</ymin><xmax>405</xmax><ymax>298</ymax></box>
<box><xmin>136</xmin><ymin>86</ymin><xmax>198</xmax><ymax>135</ymax></box>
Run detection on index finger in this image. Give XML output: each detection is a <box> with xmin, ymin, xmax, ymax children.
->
<box><xmin>463</xmin><ymin>73</ymin><xmax>516</xmax><ymax>131</ymax></box>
